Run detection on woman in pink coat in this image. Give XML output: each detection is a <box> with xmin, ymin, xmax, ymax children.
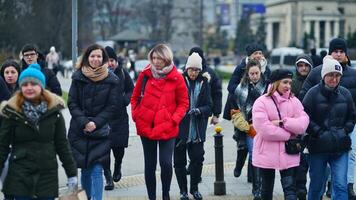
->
<box><xmin>252</xmin><ymin>69</ymin><xmax>309</xmax><ymax>200</ymax></box>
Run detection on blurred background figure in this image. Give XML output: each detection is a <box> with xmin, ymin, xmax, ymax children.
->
<box><xmin>1</xmin><ymin>60</ymin><xmax>20</xmax><ymax>96</ymax></box>
<box><xmin>310</xmin><ymin>48</ymin><xmax>322</xmax><ymax>67</ymax></box>
<box><xmin>46</xmin><ymin>46</ymin><xmax>64</xmax><ymax>77</ymax></box>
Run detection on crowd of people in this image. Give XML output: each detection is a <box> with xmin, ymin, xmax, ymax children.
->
<box><xmin>0</xmin><ymin>37</ymin><xmax>354</xmax><ymax>200</ymax></box>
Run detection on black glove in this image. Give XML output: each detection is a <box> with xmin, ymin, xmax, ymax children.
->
<box><xmin>188</xmin><ymin>108</ymin><xmax>201</xmax><ymax>116</ymax></box>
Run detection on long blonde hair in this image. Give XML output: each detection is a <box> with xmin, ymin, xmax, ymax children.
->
<box><xmin>266</xmin><ymin>81</ymin><xmax>280</xmax><ymax>96</ymax></box>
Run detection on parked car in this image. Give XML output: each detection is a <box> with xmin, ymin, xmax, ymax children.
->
<box><xmin>270</xmin><ymin>47</ymin><xmax>304</xmax><ymax>71</ymax></box>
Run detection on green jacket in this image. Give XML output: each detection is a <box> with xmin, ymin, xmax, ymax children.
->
<box><xmin>0</xmin><ymin>91</ymin><xmax>77</xmax><ymax>198</ymax></box>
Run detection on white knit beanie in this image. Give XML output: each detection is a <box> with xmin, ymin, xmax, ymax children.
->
<box><xmin>186</xmin><ymin>52</ymin><xmax>202</xmax><ymax>70</ymax></box>
<box><xmin>321</xmin><ymin>55</ymin><xmax>343</xmax><ymax>79</ymax></box>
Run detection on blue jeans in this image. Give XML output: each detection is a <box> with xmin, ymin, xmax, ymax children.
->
<box><xmin>348</xmin><ymin>125</ymin><xmax>356</xmax><ymax>183</ymax></box>
<box><xmin>81</xmin><ymin>164</ymin><xmax>103</xmax><ymax>200</ymax></box>
<box><xmin>308</xmin><ymin>153</ymin><xmax>349</xmax><ymax>200</ymax></box>
<box><xmin>246</xmin><ymin>136</ymin><xmax>254</xmax><ymax>161</ymax></box>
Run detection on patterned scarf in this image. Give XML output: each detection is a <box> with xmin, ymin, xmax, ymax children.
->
<box><xmin>22</xmin><ymin>101</ymin><xmax>48</xmax><ymax>124</ymax></box>
<box><xmin>235</xmin><ymin>79</ymin><xmax>266</xmax><ymax>121</ymax></box>
<box><xmin>81</xmin><ymin>63</ymin><xmax>109</xmax><ymax>82</ymax></box>
<box><xmin>150</xmin><ymin>64</ymin><xmax>174</xmax><ymax>79</ymax></box>
<box><xmin>186</xmin><ymin>78</ymin><xmax>202</xmax><ymax>143</ymax></box>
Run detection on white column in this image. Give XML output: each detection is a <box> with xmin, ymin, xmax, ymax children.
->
<box><xmin>325</xmin><ymin>20</ymin><xmax>331</xmax><ymax>46</ymax></box>
<box><xmin>266</xmin><ymin>22</ymin><xmax>273</xmax><ymax>51</ymax></box>
<box><xmin>305</xmin><ymin>20</ymin><xmax>311</xmax><ymax>35</ymax></box>
<box><xmin>314</xmin><ymin>20</ymin><xmax>320</xmax><ymax>48</ymax></box>
<box><xmin>334</xmin><ymin>20</ymin><xmax>340</xmax><ymax>37</ymax></box>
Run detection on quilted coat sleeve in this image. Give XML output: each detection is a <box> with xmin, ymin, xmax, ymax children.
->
<box><xmin>68</xmin><ymin>80</ymin><xmax>90</xmax><ymax>129</ymax></box>
<box><xmin>282</xmin><ymin>98</ymin><xmax>309</xmax><ymax>135</ymax></box>
<box><xmin>0</xmin><ymin>117</ymin><xmax>12</xmax><ymax>175</ymax></box>
<box><xmin>130</xmin><ymin>72</ymin><xmax>144</xmax><ymax>119</ymax></box>
<box><xmin>252</xmin><ymin>97</ymin><xmax>291</xmax><ymax>141</ymax></box>
<box><xmin>302</xmin><ymin>89</ymin><xmax>324</xmax><ymax>137</ymax></box>
<box><xmin>171</xmin><ymin>75</ymin><xmax>189</xmax><ymax>125</ymax></box>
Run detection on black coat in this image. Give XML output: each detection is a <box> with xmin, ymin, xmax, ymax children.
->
<box><xmin>21</xmin><ymin>52</ymin><xmax>62</xmax><ymax>96</ymax></box>
<box><xmin>109</xmin><ymin>67</ymin><xmax>134</xmax><ymax>148</ymax></box>
<box><xmin>68</xmin><ymin>70</ymin><xmax>119</xmax><ymax>168</ymax></box>
<box><xmin>299</xmin><ymin>64</ymin><xmax>356</xmax><ymax>105</ymax></box>
<box><xmin>204</xmin><ymin>66</ymin><xmax>222</xmax><ymax>117</ymax></box>
<box><xmin>302</xmin><ymin>81</ymin><xmax>356</xmax><ymax>154</ymax></box>
<box><xmin>178</xmin><ymin>74</ymin><xmax>212</xmax><ymax>143</ymax></box>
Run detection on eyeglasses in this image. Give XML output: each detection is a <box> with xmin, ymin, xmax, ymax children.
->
<box><xmin>23</xmin><ymin>53</ymin><xmax>37</xmax><ymax>58</ymax></box>
<box><xmin>187</xmin><ymin>68</ymin><xmax>201</xmax><ymax>73</ymax></box>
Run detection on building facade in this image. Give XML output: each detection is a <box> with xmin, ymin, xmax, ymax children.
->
<box><xmin>264</xmin><ymin>0</ymin><xmax>356</xmax><ymax>50</ymax></box>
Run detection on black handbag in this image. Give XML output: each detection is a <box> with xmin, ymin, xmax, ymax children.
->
<box><xmin>271</xmin><ymin>97</ymin><xmax>303</xmax><ymax>155</ymax></box>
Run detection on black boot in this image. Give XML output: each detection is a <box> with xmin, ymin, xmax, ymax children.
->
<box><xmin>348</xmin><ymin>183</ymin><xmax>356</xmax><ymax>200</ymax></box>
<box><xmin>326</xmin><ymin>181</ymin><xmax>331</xmax><ymax>198</ymax></box>
<box><xmin>104</xmin><ymin>169</ymin><xmax>114</xmax><ymax>190</ymax></box>
<box><xmin>247</xmin><ymin>158</ymin><xmax>253</xmax><ymax>183</ymax></box>
<box><xmin>190</xmin><ymin>163</ymin><xmax>203</xmax><ymax>200</ymax></box>
<box><xmin>113</xmin><ymin>162</ymin><xmax>122</xmax><ymax>182</ymax></box>
<box><xmin>175</xmin><ymin>167</ymin><xmax>188</xmax><ymax>200</ymax></box>
<box><xmin>252</xmin><ymin>166</ymin><xmax>262</xmax><ymax>200</ymax></box>
<box><xmin>281</xmin><ymin>176</ymin><xmax>297</xmax><ymax>200</ymax></box>
<box><xmin>234</xmin><ymin>148</ymin><xmax>248</xmax><ymax>177</ymax></box>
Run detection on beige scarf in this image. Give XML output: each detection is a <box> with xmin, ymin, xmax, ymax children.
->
<box><xmin>81</xmin><ymin>63</ymin><xmax>109</xmax><ymax>82</ymax></box>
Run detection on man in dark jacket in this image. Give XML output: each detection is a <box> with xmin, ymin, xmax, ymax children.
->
<box><xmin>291</xmin><ymin>54</ymin><xmax>313</xmax><ymax>200</ymax></box>
<box><xmin>302</xmin><ymin>56</ymin><xmax>356</xmax><ymax>200</ymax></box>
<box><xmin>299</xmin><ymin>38</ymin><xmax>356</xmax><ymax>199</ymax></box>
<box><xmin>227</xmin><ymin>43</ymin><xmax>271</xmax><ymax>94</ymax></box>
<box><xmin>21</xmin><ymin>44</ymin><xmax>62</xmax><ymax>96</ymax></box>
<box><xmin>103</xmin><ymin>46</ymin><xmax>134</xmax><ymax>190</ymax></box>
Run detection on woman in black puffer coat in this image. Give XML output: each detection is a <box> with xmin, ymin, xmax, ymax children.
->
<box><xmin>68</xmin><ymin>44</ymin><xmax>120</xmax><ymax>200</ymax></box>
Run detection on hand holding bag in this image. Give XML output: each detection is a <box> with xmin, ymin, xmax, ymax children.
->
<box><xmin>84</xmin><ymin>117</ymin><xmax>110</xmax><ymax>139</ymax></box>
<box><xmin>271</xmin><ymin>97</ymin><xmax>302</xmax><ymax>155</ymax></box>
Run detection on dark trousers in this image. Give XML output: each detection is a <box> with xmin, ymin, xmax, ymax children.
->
<box><xmin>260</xmin><ymin>167</ymin><xmax>297</xmax><ymax>200</ymax></box>
<box><xmin>141</xmin><ymin>137</ymin><xmax>175</xmax><ymax>199</ymax></box>
<box><xmin>174</xmin><ymin>141</ymin><xmax>205</xmax><ymax>193</ymax></box>
<box><xmin>103</xmin><ymin>147</ymin><xmax>125</xmax><ymax>170</ymax></box>
<box><xmin>296</xmin><ymin>153</ymin><xmax>308</xmax><ymax>193</ymax></box>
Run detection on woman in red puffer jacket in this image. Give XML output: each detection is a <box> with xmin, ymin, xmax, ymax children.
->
<box><xmin>131</xmin><ymin>43</ymin><xmax>189</xmax><ymax>200</ymax></box>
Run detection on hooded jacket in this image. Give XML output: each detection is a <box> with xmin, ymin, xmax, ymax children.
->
<box><xmin>291</xmin><ymin>54</ymin><xmax>313</xmax><ymax>99</ymax></box>
<box><xmin>0</xmin><ymin>90</ymin><xmax>77</xmax><ymax>198</ymax></box>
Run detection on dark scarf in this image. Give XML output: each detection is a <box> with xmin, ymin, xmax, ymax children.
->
<box><xmin>22</xmin><ymin>100</ymin><xmax>48</xmax><ymax>124</ymax></box>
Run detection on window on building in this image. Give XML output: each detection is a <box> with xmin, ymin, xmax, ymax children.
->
<box><xmin>330</xmin><ymin>21</ymin><xmax>335</xmax><ymax>37</ymax></box>
<box><xmin>338</xmin><ymin>7</ymin><xmax>344</xmax><ymax>14</ymax></box>
<box><xmin>320</xmin><ymin>21</ymin><xmax>325</xmax><ymax>47</ymax></box>
<box><xmin>316</xmin><ymin>7</ymin><xmax>322</xmax><ymax>11</ymax></box>
<box><xmin>340</xmin><ymin>19</ymin><xmax>345</xmax><ymax>38</ymax></box>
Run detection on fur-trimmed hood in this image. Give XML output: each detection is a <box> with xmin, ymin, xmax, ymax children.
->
<box><xmin>0</xmin><ymin>89</ymin><xmax>65</xmax><ymax>117</ymax></box>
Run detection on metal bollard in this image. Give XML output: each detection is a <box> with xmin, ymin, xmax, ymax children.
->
<box><xmin>214</xmin><ymin>126</ymin><xmax>226</xmax><ymax>195</ymax></box>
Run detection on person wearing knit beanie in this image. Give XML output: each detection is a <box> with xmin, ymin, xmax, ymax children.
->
<box><xmin>185</xmin><ymin>52</ymin><xmax>202</xmax><ymax>71</ymax></box>
<box><xmin>246</xmin><ymin>43</ymin><xmax>263</xmax><ymax>57</ymax></box>
<box><xmin>321</xmin><ymin>56</ymin><xmax>343</xmax><ymax>80</ymax></box>
<box><xmin>329</xmin><ymin>38</ymin><xmax>347</xmax><ymax>55</ymax></box>
<box><xmin>18</xmin><ymin>63</ymin><xmax>46</xmax><ymax>89</ymax></box>
<box><xmin>105</xmin><ymin>46</ymin><xmax>117</xmax><ymax>62</ymax></box>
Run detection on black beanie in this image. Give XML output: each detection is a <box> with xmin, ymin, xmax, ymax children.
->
<box><xmin>328</xmin><ymin>38</ymin><xmax>347</xmax><ymax>55</ymax></box>
<box><xmin>105</xmin><ymin>46</ymin><xmax>117</xmax><ymax>62</ymax></box>
<box><xmin>269</xmin><ymin>69</ymin><xmax>293</xmax><ymax>83</ymax></box>
<box><xmin>246</xmin><ymin>43</ymin><xmax>263</xmax><ymax>56</ymax></box>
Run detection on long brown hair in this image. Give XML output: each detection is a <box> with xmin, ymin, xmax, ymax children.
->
<box><xmin>76</xmin><ymin>44</ymin><xmax>109</xmax><ymax>69</ymax></box>
<box><xmin>240</xmin><ymin>59</ymin><xmax>262</xmax><ymax>85</ymax></box>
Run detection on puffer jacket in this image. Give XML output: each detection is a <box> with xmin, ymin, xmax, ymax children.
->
<box><xmin>131</xmin><ymin>65</ymin><xmax>189</xmax><ymax>140</ymax></box>
<box><xmin>0</xmin><ymin>91</ymin><xmax>77</xmax><ymax>198</ymax></box>
<box><xmin>302</xmin><ymin>81</ymin><xmax>356</xmax><ymax>154</ymax></box>
<box><xmin>252</xmin><ymin>91</ymin><xmax>309</xmax><ymax>170</ymax></box>
<box><xmin>68</xmin><ymin>70</ymin><xmax>119</xmax><ymax>168</ymax></box>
